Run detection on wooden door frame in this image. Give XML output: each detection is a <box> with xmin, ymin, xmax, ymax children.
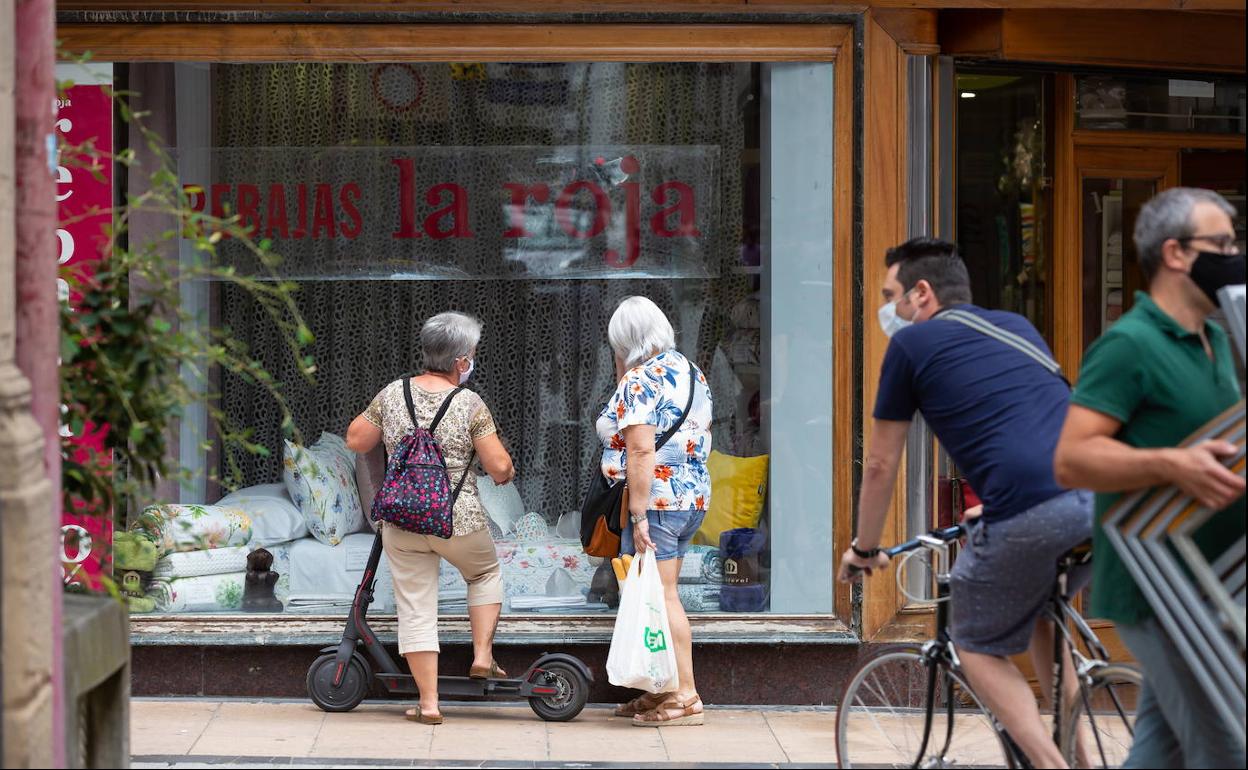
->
<box><xmin>58</xmin><ymin>19</ymin><xmax>880</xmax><ymax>645</ymax></box>
<box><xmin>1053</xmin><ymin>73</ymin><xmax>1247</xmax><ymax>380</ymax></box>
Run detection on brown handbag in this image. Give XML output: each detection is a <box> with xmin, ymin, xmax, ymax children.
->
<box><xmin>583</xmin><ymin>487</ymin><xmax>629</xmax><ymax>558</ymax></box>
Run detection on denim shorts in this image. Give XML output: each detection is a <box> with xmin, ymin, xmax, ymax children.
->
<box><xmin>948</xmin><ymin>489</ymin><xmax>1093</xmax><ymax>656</ymax></box>
<box><xmin>620</xmin><ymin>509</ymin><xmax>707</xmax><ymax>562</ymax></box>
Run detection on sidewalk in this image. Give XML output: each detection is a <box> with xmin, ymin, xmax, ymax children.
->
<box><xmin>131</xmin><ymin>698</ymin><xmax>841</xmax><ymax>768</ymax></box>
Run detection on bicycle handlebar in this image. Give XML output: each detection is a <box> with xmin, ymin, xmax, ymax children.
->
<box><xmin>844</xmin><ymin>524</ymin><xmax>966</xmax><ymax>577</ymax></box>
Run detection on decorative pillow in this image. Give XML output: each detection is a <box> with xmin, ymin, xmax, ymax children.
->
<box><xmin>216</xmin><ymin>483</ymin><xmax>308</xmax><ymax>546</ymax></box>
<box><xmin>477</xmin><ymin>475</ymin><xmax>526</xmax><ymax>536</ymax></box>
<box><xmin>355</xmin><ymin>446</ymin><xmax>387</xmax><ymax>532</ymax></box>
<box><xmin>133</xmin><ymin>504</ymin><xmax>253</xmax><ymax>556</ymax></box>
<box><xmin>693</xmin><ymin>451</ymin><xmax>769</xmax><ymax>547</ymax></box>
<box><xmin>283</xmin><ymin>432</ymin><xmax>365</xmax><ymax>546</ymax></box>
<box><xmin>512</xmin><ymin>511</ymin><xmax>550</xmax><ymax>542</ymax></box>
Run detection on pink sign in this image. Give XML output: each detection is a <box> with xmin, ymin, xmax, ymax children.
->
<box><xmin>56</xmin><ymin>64</ymin><xmax>114</xmax><ymax>591</ymax></box>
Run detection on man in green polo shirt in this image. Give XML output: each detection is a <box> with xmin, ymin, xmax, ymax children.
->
<box><xmin>1055</xmin><ymin>187</ymin><xmax>1245</xmax><ymax>768</ymax></box>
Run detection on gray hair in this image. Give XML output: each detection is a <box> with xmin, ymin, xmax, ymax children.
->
<box><xmin>608</xmin><ymin>296</ymin><xmax>676</xmax><ymax>369</ymax></box>
<box><xmin>421</xmin><ymin>311</ymin><xmax>482</xmax><ymax>373</ymax></box>
<box><xmin>1134</xmin><ymin>187</ymin><xmax>1237</xmax><ymax>282</ymax></box>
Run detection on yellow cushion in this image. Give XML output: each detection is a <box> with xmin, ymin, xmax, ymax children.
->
<box><xmin>694</xmin><ymin>451</ymin><xmax>769</xmax><ymax>546</ymax></box>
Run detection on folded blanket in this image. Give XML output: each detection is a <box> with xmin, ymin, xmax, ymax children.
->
<box><xmin>509</xmin><ymin>595</ymin><xmax>587</xmax><ymax>610</ymax></box>
<box><xmin>284</xmin><ymin>593</ymin><xmax>354</xmax><ymax>614</ymax></box>
<box><xmin>721</xmin><ymin>583</ymin><xmax>767</xmax><ymax>612</ymax></box>
<box><xmin>679</xmin><ymin>545</ymin><xmax>723</xmax><ymax>584</ymax></box>
<box><xmin>678</xmin><ymin>583</ymin><xmax>721</xmax><ymax>613</ymax></box>
<box><xmin>147</xmin><ymin>573</ymin><xmax>245</xmax><ymax>613</ymax></box>
<box><xmin>133</xmin><ymin>504</ymin><xmax>253</xmax><ymax>556</ymax></box>
<box><xmin>153</xmin><ymin>545</ymin><xmax>250</xmax><ymax>580</ymax></box>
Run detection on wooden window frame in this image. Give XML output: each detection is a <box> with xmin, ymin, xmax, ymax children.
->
<box><xmin>58</xmin><ymin>20</ymin><xmax>872</xmax><ymax>646</ymax></box>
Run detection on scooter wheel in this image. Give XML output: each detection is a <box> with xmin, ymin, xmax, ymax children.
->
<box><xmin>307</xmin><ymin>653</ymin><xmax>371</xmax><ymax>713</ymax></box>
<box><xmin>528</xmin><ymin>660</ymin><xmax>590</xmax><ymax>722</ymax></box>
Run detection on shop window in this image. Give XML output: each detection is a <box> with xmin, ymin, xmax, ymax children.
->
<box><xmin>120</xmin><ymin>61</ymin><xmax>838</xmax><ymax>619</ymax></box>
<box><xmin>1075</xmin><ymin>74</ymin><xmax>1246</xmax><ymax>135</ymax></box>
<box><xmin>955</xmin><ymin>69</ymin><xmax>1052</xmax><ymax>341</ymax></box>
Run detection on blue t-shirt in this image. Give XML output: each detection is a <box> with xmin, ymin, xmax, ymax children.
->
<box><xmin>872</xmin><ymin>304</ymin><xmax>1069</xmax><ymax>521</ymax></box>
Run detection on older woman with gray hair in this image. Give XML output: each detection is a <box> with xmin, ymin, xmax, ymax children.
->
<box><xmin>347</xmin><ymin>311</ymin><xmax>515</xmax><ymax>725</ymax></box>
<box><xmin>597</xmin><ymin>296</ymin><xmax>713</xmax><ymax>727</ymax></box>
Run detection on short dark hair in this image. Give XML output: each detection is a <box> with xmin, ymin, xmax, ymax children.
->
<box><xmin>884</xmin><ymin>237</ymin><xmax>973</xmax><ymax>306</ymax></box>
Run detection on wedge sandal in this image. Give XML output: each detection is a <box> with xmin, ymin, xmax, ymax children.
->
<box><xmin>613</xmin><ymin>691</ymin><xmax>665</xmax><ymax>717</ymax></box>
<box><xmin>632</xmin><ymin>695</ymin><xmax>704</xmax><ymax>727</ymax></box>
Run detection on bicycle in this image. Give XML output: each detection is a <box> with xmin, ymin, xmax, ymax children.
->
<box><xmin>835</xmin><ymin>524</ymin><xmax>1142</xmax><ymax>769</ymax></box>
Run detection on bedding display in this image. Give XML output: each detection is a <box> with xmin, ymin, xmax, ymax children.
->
<box><xmin>271</xmin><ymin>533</ymin><xmax>396</xmax><ymax>613</ymax></box>
<box><xmin>133</xmin><ymin>504</ymin><xmax>253</xmax><ymax>556</ymax></box>
<box><xmin>152</xmin><ymin>545</ymin><xmax>250</xmax><ymax>580</ymax></box>
<box><xmin>147</xmin><ymin>573</ymin><xmax>246</xmax><ymax>613</ymax></box>
<box><xmin>215</xmin><ymin>483</ymin><xmax>308</xmax><ymax>546</ymax></box>
<box><xmin>283</xmin><ymin>432</ymin><xmax>366</xmax><ymax>546</ymax></box>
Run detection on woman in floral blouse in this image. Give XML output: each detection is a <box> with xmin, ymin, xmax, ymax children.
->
<box><xmin>596</xmin><ymin>296</ymin><xmax>713</xmax><ymax>727</ymax></box>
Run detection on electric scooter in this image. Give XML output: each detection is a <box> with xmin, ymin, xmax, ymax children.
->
<box><xmin>306</xmin><ymin>530</ymin><xmax>593</xmax><ymax>721</ymax></box>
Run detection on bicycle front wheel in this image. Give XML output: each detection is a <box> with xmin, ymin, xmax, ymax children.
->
<box><xmin>836</xmin><ymin>645</ymin><xmax>1016</xmax><ymax>769</ymax></box>
<box><xmin>1062</xmin><ymin>663</ymin><xmax>1142</xmax><ymax>769</ymax></box>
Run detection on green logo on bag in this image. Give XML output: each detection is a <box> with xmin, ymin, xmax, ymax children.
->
<box><xmin>643</xmin><ymin>627</ymin><xmax>668</xmax><ymax>652</ymax></box>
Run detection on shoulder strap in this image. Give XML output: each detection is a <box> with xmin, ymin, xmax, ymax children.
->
<box><xmin>656</xmin><ymin>363</ymin><xmax>698</xmax><ymax>450</ymax></box>
<box><xmin>429</xmin><ymin>386</ymin><xmax>475</xmax><ymax>504</ymax></box>
<box><xmin>940</xmin><ymin>309</ymin><xmax>1070</xmax><ymax>386</ymax></box>
<box><xmin>429</xmin><ymin>386</ymin><xmax>466</xmax><ymax>435</ymax></box>
<box><xmin>401</xmin><ymin>377</ymin><xmax>421</xmax><ymax>430</ymax></box>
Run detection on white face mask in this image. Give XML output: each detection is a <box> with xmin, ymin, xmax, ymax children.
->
<box><xmin>877</xmin><ymin>299</ymin><xmax>913</xmax><ymax>338</ymax></box>
<box><xmin>458</xmin><ymin>357</ymin><xmax>474</xmax><ymax>385</ymax></box>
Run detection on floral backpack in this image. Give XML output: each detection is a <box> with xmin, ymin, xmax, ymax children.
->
<box><xmin>370</xmin><ymin>379</ymin><xmax>474</xmax><ymax>539</ymax></box>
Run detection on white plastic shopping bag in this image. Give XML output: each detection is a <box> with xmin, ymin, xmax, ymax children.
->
<box><xmin>606</xmin><ymin>548</ymin><xmax>679</xmax><ymax>693</ymax></box>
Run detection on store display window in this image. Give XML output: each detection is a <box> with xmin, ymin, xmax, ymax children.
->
<box><xmin>119</xmin><ymin>61</ymin><xmax>838</xmax><ymax>619</ymax></box>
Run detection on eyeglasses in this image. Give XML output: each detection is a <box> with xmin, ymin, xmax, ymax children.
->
<box><xmin>1177</xmin><ymin>234</ymin><xmax>1240</xmax><ymax>254</ymax></box>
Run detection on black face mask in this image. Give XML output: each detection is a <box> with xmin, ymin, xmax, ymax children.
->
<box><xmin>1188</xmin><ymin>250</ymin><xmax>1246</xmax><ymax>305</ymax></box>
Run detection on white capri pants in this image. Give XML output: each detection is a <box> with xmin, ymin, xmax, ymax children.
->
<box><xmin>381</xmin><ymin>524</ymin><xmax>504</xmax><ymax>654</ymax></box>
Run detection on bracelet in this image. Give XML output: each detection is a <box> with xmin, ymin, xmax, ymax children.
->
<box><xmin>851</xmin><ymin>538</ymin><xmax>880</xmax><ymax>559</ymax></box>
<box><xmin>631</xmin><ymin>512</ymin><xmax>648</xmax><ymax>524</ymax></box>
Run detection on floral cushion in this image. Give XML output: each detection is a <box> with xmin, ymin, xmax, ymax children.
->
<box><xmin>133</xmin><ymin>504</ymin><xmax>253</xmax><ymax>556</ymax></box>
<box><xmin>283</xmin><ymin>432</ymin><xmax>365</xmax><ymax>546</ymax></box>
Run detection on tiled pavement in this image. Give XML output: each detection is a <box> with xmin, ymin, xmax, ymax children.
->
<box><xmin>131</xmin><ymin>698</ymin><xmax>844</xmax><ymax>768</ymax></box>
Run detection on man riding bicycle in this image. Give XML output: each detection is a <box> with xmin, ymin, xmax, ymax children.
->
<box><xmin>837</xmin><ymin>237</ymin><xmax>1092</xmax><ymax>769</ymax></box>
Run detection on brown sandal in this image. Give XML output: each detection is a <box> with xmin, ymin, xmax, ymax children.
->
<box><xmin>468</xmin><ymin>660</ymin><xmax>507</xmax><ymax>679</ymax></box>
<box><xmin>632</xmin><ymin>695</ymin><xmax>704</xmax><ymax>727</ymax></box>
<box><xmin>613</xmin><ymin>691</ymin><xmax>665</xmax><ymax>717</ymax></box>
<box><xmin>404</xmin><ymin>707</ymin><xmax>443</xmax><ymax>725</ymax></box>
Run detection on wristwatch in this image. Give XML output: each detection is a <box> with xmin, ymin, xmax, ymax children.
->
<box><xmin>631</xmin><ymin>512</ymin><xmax>648</xmax><ymax>524</ymax></box>
<box><xmin>850</xmin><ymin>538</ymin><xmax>881</xmax><ymax>559</ymax></box>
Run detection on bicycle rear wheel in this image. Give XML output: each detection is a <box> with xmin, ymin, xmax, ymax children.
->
<box><xmin>836</xmin><ymin>645</ymin><xmax>1016</xmax><ymax>769</ymax></box>
<box><xmin>1062</xmin><ymin>663</ymin><xmax>1142</xmax><ymax>769</ymax></box>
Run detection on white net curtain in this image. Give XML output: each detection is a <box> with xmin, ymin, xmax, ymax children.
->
<box><xmin>209</xmin><ymin>62</ymin><xmax>763</xmax><ymax>523</ymax></box>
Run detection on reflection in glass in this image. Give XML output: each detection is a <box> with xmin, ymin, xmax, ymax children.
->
<box><xmin>120</xmin><ymin>61</ymin><xmax>837</xmax><ymax>618</ymax></box>
<box><xmin>1081</xmin><ymin>178</ymin><xmax>1157</xmax><ymax>349</ymax></box>
<box><xmin>955</xmin><ymin>69</ymin><xmax>1051</xmax><ymax>339</ymax></box>
<box><xmin>1076</xmin><ymin>74</ymin><xmax>1246</xmax><ymax>135</ymax></box>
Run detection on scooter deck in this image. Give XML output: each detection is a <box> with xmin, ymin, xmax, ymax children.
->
<box><xmin>375</xmin><ymin>672</ymin><xmax>559</xmax><ymax>699</ymax></box>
